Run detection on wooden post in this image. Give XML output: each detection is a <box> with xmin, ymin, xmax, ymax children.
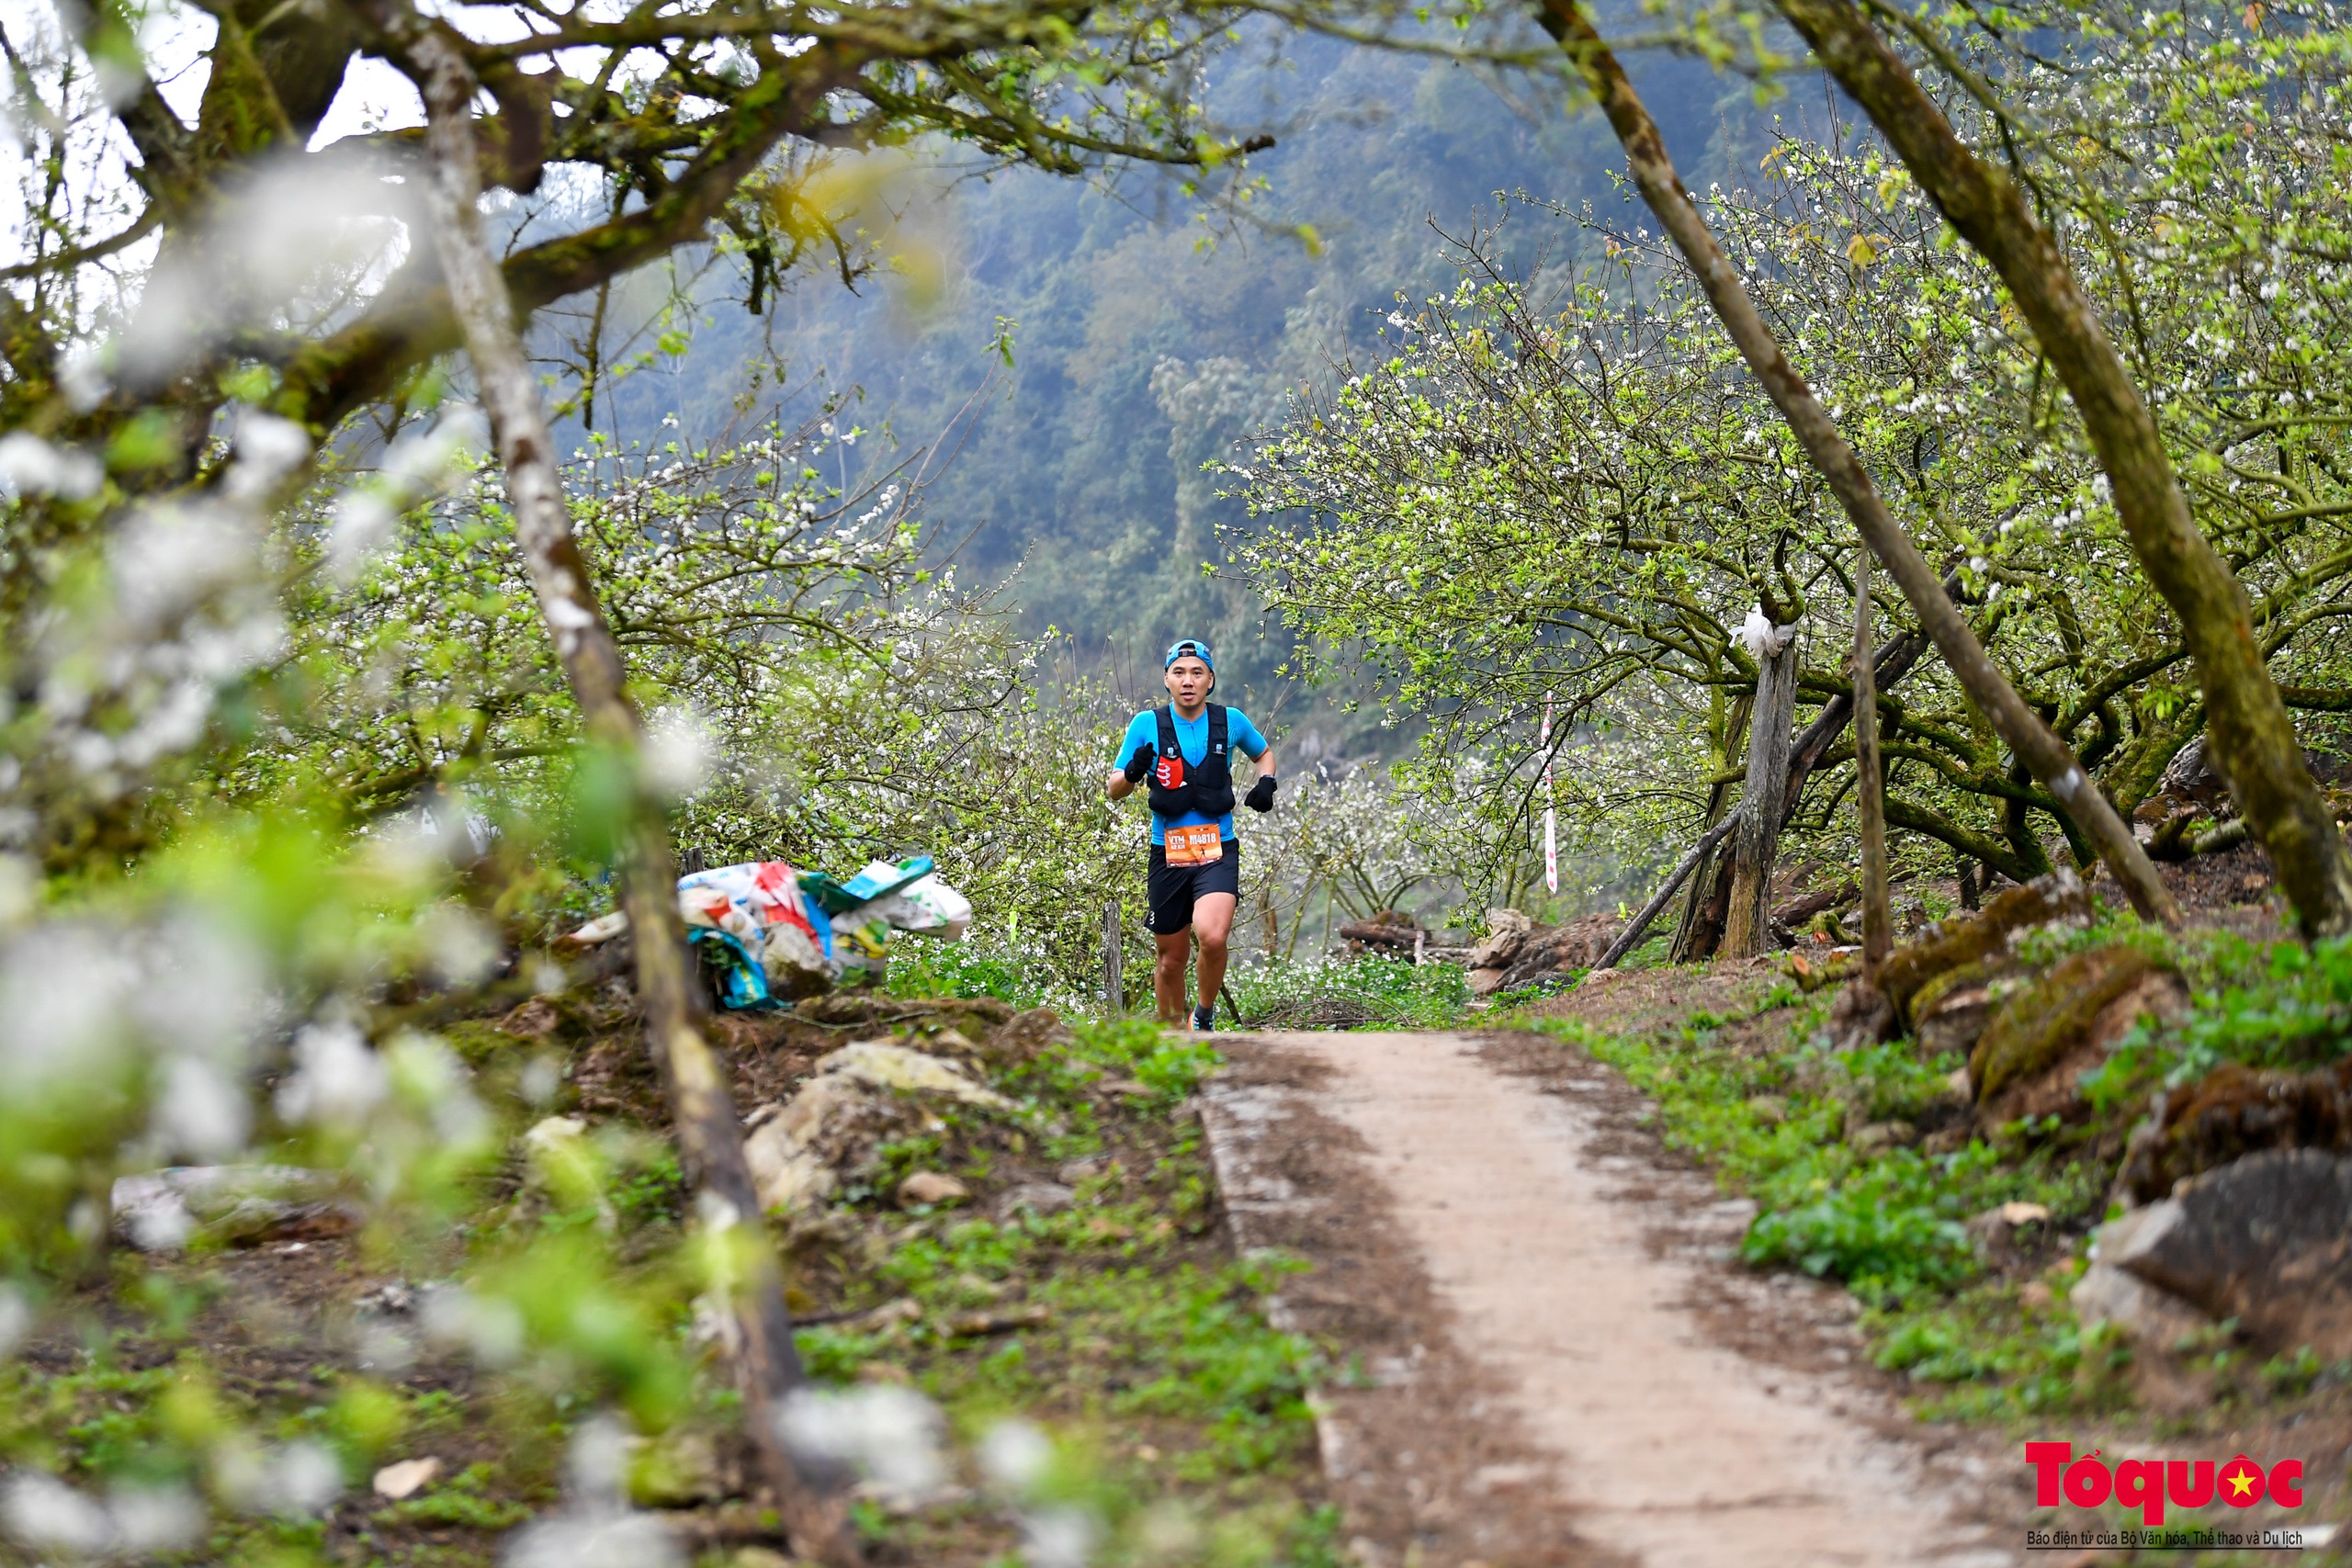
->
<box><xmin>1102</xmin><ymin>899</ymin><xmax>1123</xmax><ymax>1017</ymax></box>
<box><xmin>1855</xmin><ymin>554</ymin><xmax>1894</xmax><ymax>972</ymax></box>
<box><xmin>1719</xmin><ymin>621</ymin><xmax>1801</xmax><ymax>958</ymax></box>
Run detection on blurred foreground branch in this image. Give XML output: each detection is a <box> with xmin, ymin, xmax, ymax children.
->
<box><xmin>388</xmin><ymin>6</ymin><xmax>854</xmax><ymax>1557</ymax></box>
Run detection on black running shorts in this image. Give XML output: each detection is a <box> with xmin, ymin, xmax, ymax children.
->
<box><xmin>1148</xmin><ymin>838</ymin><xmax>1241</xmax><ymax>934</ymax></box>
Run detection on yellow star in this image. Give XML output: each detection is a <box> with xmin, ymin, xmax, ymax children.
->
<box><xmin>2225</xmin><ymin>1468</ymin><xmax>2256</xmax><ymax>1500</ymax></box>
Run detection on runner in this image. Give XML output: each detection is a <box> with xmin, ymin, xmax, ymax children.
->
<box><xmin>1105</xmin><ymin>637</ymin><xmax>1278</xmax><ymax>1029</ymax></box>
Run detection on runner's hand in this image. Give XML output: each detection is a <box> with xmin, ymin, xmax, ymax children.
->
<box><xmin>1245</xmin><ymin>775</ymin><xmax>1278</xmax><ymax>813</ymax></box>
<box><xmin>1123</xmin><ymin>744</ymin><xmax>1155</xmax><ymax>784</ymax></box>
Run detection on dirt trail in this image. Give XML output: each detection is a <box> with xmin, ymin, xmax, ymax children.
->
<box><xmin>1203</xmin><ymin>1030</ymin><xmax>2017</xmax><ymax>1568</ymax></box>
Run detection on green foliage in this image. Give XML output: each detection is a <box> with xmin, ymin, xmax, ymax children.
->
<box><xmin>2074</xmin><ymin>930</ymin><xmax>2352</xmax><ymax>1113</ymax></box>
<box><xmin>1226</xmin><ymin>954</ymin><xmax>1469</xmax><ymax>1031</ymax></box>
<box><xmin>371</xmin><ymin>1462</ymin><xmax>534</xmax><ymax>1531</ymax></box>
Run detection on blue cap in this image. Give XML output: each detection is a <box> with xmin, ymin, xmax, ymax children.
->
<box><xmin>1164</xmin><ymin>637</ymin><xmax>1214</xmax><ymax>671</ymax></box>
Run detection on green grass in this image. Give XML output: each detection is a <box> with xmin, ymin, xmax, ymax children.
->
<box><xmin>1225</xmin><ymin>953</ymin><xmax>1470</xmax><ymax>1030</ymax></box>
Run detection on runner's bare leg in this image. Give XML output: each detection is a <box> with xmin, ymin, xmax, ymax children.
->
<box><xmin>1155</xmin><ymin>930</ymin><xmax>1193</xmax><ymax>1023</ymax></box>
<box><xmin>1192</xmin><ymin>892</ymin><xmax>1237</xmax><ymax>1022</ymax></box>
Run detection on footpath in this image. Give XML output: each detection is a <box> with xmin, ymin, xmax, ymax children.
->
<box><xmin>1202</xmin><ymin>1029</ymin><xmax>2023</xmax><ymax>1568</ymax></box>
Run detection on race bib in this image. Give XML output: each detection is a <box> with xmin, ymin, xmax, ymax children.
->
<box><xmin>1165</xmin><ymin>824</ymin><xmax>1225</xmax><ymax>866</ymax></box>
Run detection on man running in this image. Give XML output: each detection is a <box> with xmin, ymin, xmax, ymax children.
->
<box><xmin>1105</xmin><ymin>637</ymin><xmax>1278</xmax><ymax>1030</ymax></box>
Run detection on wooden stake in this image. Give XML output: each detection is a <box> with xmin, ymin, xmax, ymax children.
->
<box><xmin>1855</xmin><ymin>552</ymin><xmax>1894</xmax><ymax>972</ymax></box>
<box><xmin>1102</xmin><ymin>898</ymin><xmax>1124</xmax><ymax>1016</ymax></box>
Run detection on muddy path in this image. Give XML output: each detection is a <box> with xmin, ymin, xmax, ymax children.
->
<box><xmin>1201</xmin><ymin>1029</ymin><xmax>2024</xmax><ymax>1568</ymax></box>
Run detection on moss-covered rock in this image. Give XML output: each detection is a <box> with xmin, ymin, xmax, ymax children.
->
<box><xmin>2120</xmin><ymin>1056</ymin><xmax>2352</xmax><ymax>1204</ymax></box>
<box><xmin>1877</xmin><ymin>871</ymin><xmax>2092</xmax><ymax>1028</ymax></box>
<box><xmin>1910</xmin><ymin>955</ymin><xmax>2030</xmax><ymax>1061</ymax></box>
<box><xmin>1968</xmin><ymin>944</ymin><xmax>2184</xmax><ymax>1120</ymax></box>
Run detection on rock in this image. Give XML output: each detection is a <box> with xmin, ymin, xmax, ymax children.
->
<box><xmin>372</xmin><ymin>1456</ymin><xmax>443</xmax><ymax>1500</ymax></box>
<box><xmin>523</xmin><ymin>1114</ymin><xmax>587</xmax><ymax>1152</ymax></box>
<box><xmin>1972</xmin><ymin>948</ymin><xmax>2186</xmax><ymax>1122</ymax></box>
<box><xmin>1917</xmin><ymin>984</ymin><xmax>1996</xmax><ymax>1058</ymax></box>
<box><xmin>989</xmin><ymin>1007</ymin><xmax>1071</xmax><ymax>1062</ymax></box>
<box><xmin>110</xmin><ymin>1166</ymin><xmax>356</xmax><ymax>1254</ymax></box>
<box><xmin>1847</xmin><ymin>1120</ymin><xmax>1917</xmax><ymax>1156</ymax></box>
<box><xmin>498</xmin><ymin>997</ymin><xmax>566</xmax><ymax>1038</ymax></box>
<box><xmin>1493</xmin><ymin>913</ymin><xmax>1623</xmax><ymax>993</ymax></box>
<box><xmin>997</xmin><ymin>1181</ymin><xmax>1075</xmax><ymax>1217</ymax></box>
<box><xmin>1744</xmin><ymin>1095</ymin><xmax>1789</xmax><ymax>1127</ymax></box>
<box><xmin>1824</xmin><ymin>978</ymin><xmax>1894</xmax><ymax>1052</ymax></box>
<box><xmin>820</xmin><ymin>1041</ymin><xmax>1018</xmax><ymax>1111</ymax></box>
<box><xmin>1056</xmin><ymin>1158</ymin><xmax>1108</xmax><ymax>1185</ymax></box>
<box><xmin>1964</xmin><ymin>1201</ymin><xmax>2051</xmax><ymax>1262</ymax></box>
<box><xmin>2099</xmin><ymin>1148</ymin><xmax>2352</xmax><ymax>1358</ymax></box>
<box><xmin>1921</xmin><ymin>1125</ymin><xmax>1973</xmax><ymax>1156</ymax></box>
<box><xmin>1909</xmin><ymin>955</ymin><xmax>2030</xmax><ymax>1059</ymax></box>
<box><xmin>1469</xmin><ymin>908</ymin><xmax>1536</xmax><ymax>970</ymax></box>
<box><xmin>628</xmin><ymin>1427</ymin><xmax>731</xmax><ymax>1506</ymax></box>
<box><xmin>2019</xmin><ymin>1280</ymin><xmax>2053</xmax><ymax>1312</ymax></box>
<box><xmin>741</xmin><ymin>1043</ymin><xmax>1015</xmax><ymax>1215</ymax></box>
<box><xmin>2071</xmin><ymin>1259</ymin><xmax>2212</xmax><ymax>1347</ymax></box>
<box><xmin>1467</xmin><ymin>966</ymin><xmax>1509</xmax><ymax>997</ymax></box>
<box><xmin>2120</xmin><ymin>1055</ymin><xmax>2352</xmax><ymax>1204</ymax></box>
<box><xmin>896</xmin><ymin>1171</ymin><xmax>969</xmax><ymax>1209</ymax></box>
<box><xmin>2069</xmin><ymin>1255</ymin><xmax>2222</xmax><ymax>1415</ymax></box>
<box><xmin>1876</xmin><ymin>870</ymin><xmax>2093</xmax><ymax>1025</ymax></box>
<box><xmin>924</xmin><ymin>1027</ymin><xmax>981</xmax><ymax>1058</ymax></box>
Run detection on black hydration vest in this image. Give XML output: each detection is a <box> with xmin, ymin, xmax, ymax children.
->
<box><xmin>1147</xmin><ymin>704</ymin><xmax>1237</xmax><ymax>821</ymax></box>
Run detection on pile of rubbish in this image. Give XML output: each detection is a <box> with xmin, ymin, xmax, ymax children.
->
<box><xmin>567</xmin><ymin>855</ymin><xmax>971</xmax><ymax>1010</ymax></box>
<box><xmin>1464</xmin><ymin>909</ymin><xmax>1623</xmax><ymax>996</ymax></box>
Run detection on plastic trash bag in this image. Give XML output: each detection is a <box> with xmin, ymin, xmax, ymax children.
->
<box><xmin>677</xmin><ymin>861</ymin><xmax>834</xmax><ymax>1006</ymax></box>
<box><xmin>566</xmin><ymin>855</ymin><xmax>970</xmax><ymax>1010</ymax></box>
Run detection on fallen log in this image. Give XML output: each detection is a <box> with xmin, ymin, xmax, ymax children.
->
<box><xmin>1337</xmin><ymin>919</ymin><xmax>1425</xmax><ymax>948</ymax></box>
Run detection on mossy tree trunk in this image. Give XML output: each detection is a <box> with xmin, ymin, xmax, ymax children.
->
<box><xmin>1768</xmin><ymin>0</ymin><xmax>2352</xmax><ymax>939</ymax></box>
<box><xmin>1721</xmin><ymin>626</ymin><xmax>1802</xmax><ymax>958</ymax></box>
<box><xmin>1533</xmin><ymin>0</ymin><xmax>2183</xmax><ymax>931</ymax></box>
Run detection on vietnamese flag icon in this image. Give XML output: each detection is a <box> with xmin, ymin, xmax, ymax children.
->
<box><xmin>2218</xmin><ymin>1455</ymin><xmax>2267</xmax><ymax>1508</ymax></box>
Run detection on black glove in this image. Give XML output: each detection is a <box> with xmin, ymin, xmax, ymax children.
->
<box><xmin>1123</xmin><ymin>743</ymin><xmax>1156</xmax><ymax>784</ymax></box>
<box><xmin>1245</xmin><ymin>774</ymin><xmax>1278</xmax><ymax>814</ymax></box>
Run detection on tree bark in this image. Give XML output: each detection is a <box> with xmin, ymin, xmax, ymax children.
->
<box><xmin>1779</xmin><ymin>569</ymin><xmax>1954</xmax><ymax>830</ymax></box>
<box><xmin>1721</xmin><ymin>625</ymin><xmax>1802</xmax><ymax>958</ymax></box>
<box><xmin>386</xmin><ymin>9</ymin><xmax>854</xmax><ymax>1560</ymax></box>
<box><xmin>1766</xmin><ymin>0</ymin><xmax>2352</xmax><ymax>939</ymax></box>
<box><xmin>1853</xmin><ymin>553</ymin><xmax>1894</xmax><ymax>972</ymax></box>
<box><xmin>1534</xmin><ymin>0</ymin><xmax>2182</xmax><ymax>930</ymax></box>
